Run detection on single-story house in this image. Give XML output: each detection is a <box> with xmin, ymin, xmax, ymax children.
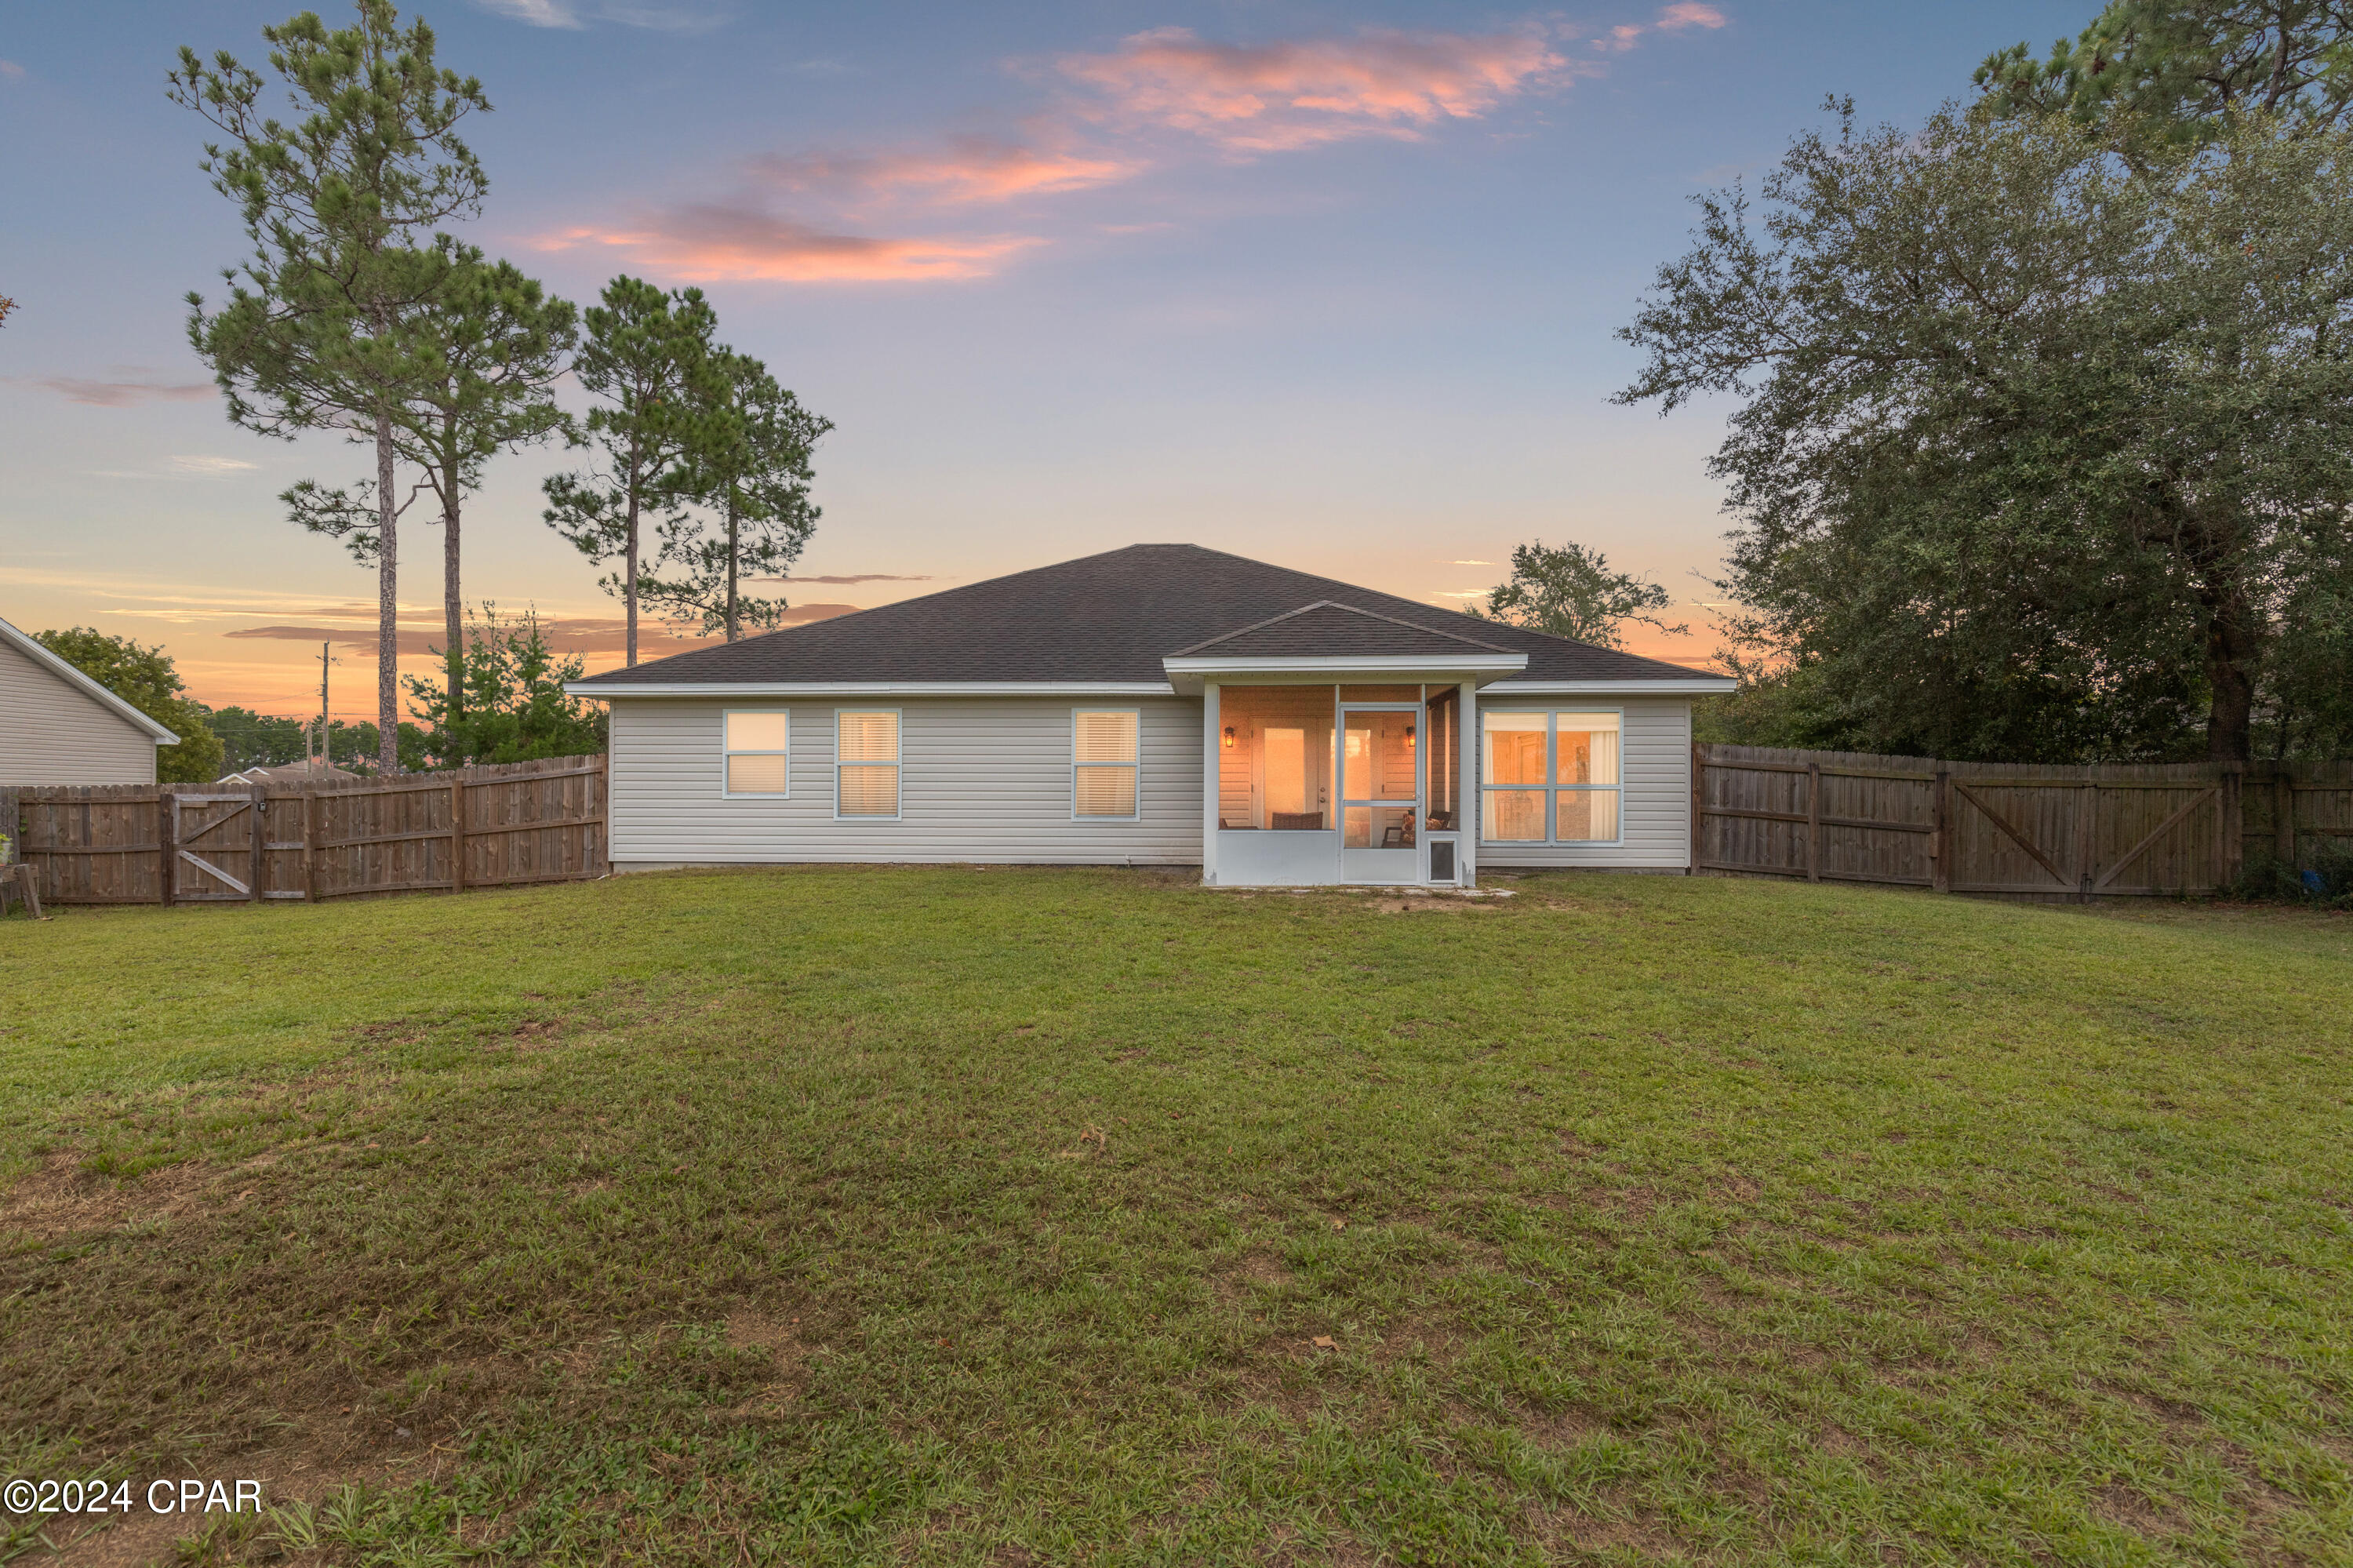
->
<box><xmin>0</xmin><ymin>613</ymin><xmax>179</xmax><ymax>785</ymax></box>
<box><xmin>220</xmin><ymin>760</ymin><xmax>359</xmax><ymax>787</ymax></box>
<box><xmin>567</xmin><ymin>544</ymin><xmax>1734</xmax><ymax>888</ymax></box>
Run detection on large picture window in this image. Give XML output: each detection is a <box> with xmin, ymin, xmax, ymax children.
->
<box><xmin>835</xmin><ymin>710</ymin><xmax>900</xmax><ymax>817</ymax></box>
<box><xmin>722</xmin><ymin>710</ymin><xmax>790</xmax><ymax>796</ymax></box>
<box><xmin>1479</xmin><ymin>710</ymin><xmax>1621</xmax><ymax>843</ymax></box>
<box><xmin>1073</xmin><ymin>709</ymin><xmax>1140</xmax><ymax>818</ymax></box>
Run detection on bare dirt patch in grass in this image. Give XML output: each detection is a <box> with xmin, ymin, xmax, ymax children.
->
<box><xmin>1</xmin><ymin>1150</ymin><xmax>217</xmax><ymax>1244</ymax></box>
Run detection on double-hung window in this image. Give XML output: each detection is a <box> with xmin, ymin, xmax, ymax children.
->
<box><xmin>835</xmin><ymin>710</ymin><xmax>900</xmax><ymax>817</ymax></box>
<box><xmin>1072</xmin><ymin>709</ymin><xmax>1140</xmax><ymax>819</ymax></box>
<box><xmin>1480</xmin><ymin>710</ymin><xmax>1622</xmax><ymax>843</ymax></box>
<box><xmin>723</xmin><ymin>710</ymin><xmax>791</xmax><ymax>795</ymax></box>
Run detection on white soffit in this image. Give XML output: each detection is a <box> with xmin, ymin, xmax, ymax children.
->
<box><xmin>566</xmin><ymin>681</ymin><xmax>1178</xmax><ymax>699</ymax></box>
<box><xmin>1486</xmin><ymin>677</ymin><xmax>1737</xmax><ymax>695</ymax></box>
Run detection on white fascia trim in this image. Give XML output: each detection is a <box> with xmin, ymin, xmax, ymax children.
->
<box><xmin>566</xmin><ymin>680</ymin><xmax>1176</xmax><ymax>699</ymax></box>
<box><xmin>0</xmin><ymin>613</ymin><xmax>180</xmax><ymax>743</ymax></box>
<box><xmin>1162</xmin><ymin>654</ymin><xmax>1527</xmax><ymax>675</ymax></box>
<box><xmin>1486</xmin><ymin>678</ymin><xmax>1737</xmax><ymax>695</ymax></box>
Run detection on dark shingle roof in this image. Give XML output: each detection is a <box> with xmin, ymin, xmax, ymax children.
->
<box><xmin>575</xmin><ymin>544</ymin><xmax>1704</xmax><ymax>687</ymax></box>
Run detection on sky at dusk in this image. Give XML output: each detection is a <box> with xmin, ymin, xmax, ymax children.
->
<box><xmin>1</xmin><ymin>0</ymin><xmax>2086</xmax><ymax>720</ymax></box>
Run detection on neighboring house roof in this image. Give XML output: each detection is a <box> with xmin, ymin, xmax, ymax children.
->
<box><xmin>0</xmin><ymin>613</ymin><xmax>179</xmax><ymax>744</ymax></box>
<box><xmin>220</xmin><ymin>762</ymin><xmax>358</xmax><ymax>785</ymax></box>
<box><xmin>573</xmin><ymin>544</ymin><xmax>1729</xmax><ymax>693</ymax></box>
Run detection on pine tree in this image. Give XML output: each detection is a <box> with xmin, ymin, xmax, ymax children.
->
<box><xmin>541</xmin><ymin>277</ymin><xmax>718</xmax><ymax>666</ymax></box>
<box><xmin>285</xmin><ymin>239</ymin><xmax>576</xmax><ymax>729</ymax></box>
<box><xmin>641</xmin><ymin>350</ymin><xmax>831</xmax><ymax>642</ymax></box>
<box><xmin>174</xmin><ymin>1</ymin><xmax>489</xmax><ymax>773</ymax></box>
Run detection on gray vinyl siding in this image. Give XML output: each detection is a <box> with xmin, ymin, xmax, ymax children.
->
<box><xmin>0</xmin><ymin>637</ymin><xmax>159</xmax><ymax>784</ymax></box>
<box><xmin>609</xmin><ymin>696</ymin><xmax>1204</xmax><ymax>866</ymax></box>
<box><xmin>1477</xmin><ymin>697</ymin><xmax>1691</xmax><ymax>871</ymax></box>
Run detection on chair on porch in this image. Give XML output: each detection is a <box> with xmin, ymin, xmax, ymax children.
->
<box><xmin>1270</xmin><ymin>811</ymin><xmax>1323</xmax><ymax>831</ymax></box>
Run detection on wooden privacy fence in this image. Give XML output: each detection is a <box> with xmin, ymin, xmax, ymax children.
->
<box><xmin>1693</xmin><ymin>744</ymin><xmax>2353</xmax><ymax>900</ymax></box>
<box><xmin>2</xmin><ymin>755</ymin><xmax>606</xmax><ymax>908</ymax></box>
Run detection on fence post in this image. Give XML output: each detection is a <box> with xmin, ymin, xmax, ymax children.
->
<box><xmin>158</xmin><ymin>787</ymin><xmax>176</xmax><ymax>908</ymax></box>
<box><xmin>1689</xmin><ymin>743</ymin><xmax>1703</xmax><ymax>875</ymax></box>
<box><xmin>2077</xmin><ymin>783</ymin><xmax>2097</xmax><ymax>904</ymax></box>
<box><xmin>2275</xmin><ymin>769</ymin><xmax>2297</xmax><ymax>873</ymax></box>
<box><xmin>2220</xmin><ymin>766</ymin><xmax>2246</xmax><ymax>888</ymax></box>
<box><xmin>0</xmin><ymin>787</ymin><xmax>16</xmax><ymax>865</ymax></box>
<box><xmin>449</xmin><ymin>775</ymin><xmax>467</xmax><ymax>894</ymax></box>
<box><xmin>1805</xmin><ymin>761</ymin><xmax>1822</xmax><ymax>882</ymax></box>
<box><xmin>598</xmin><ymin>752</ymin><xmax>612</xmax><ymax>877</ymax></box>
<box><xmin>303</xmin><ymin>789</ymin><xmax>319</xmax><ymax>903</ymax></box>
<box><xmin>249</xmin><ymin>784</ymin><xmax>267</xmax><ymax>903</ymax></box>
<box><xmin>1931</xmin><ymin>767</ymin><xmax>1951</xmax><ymax>893</ymax></box>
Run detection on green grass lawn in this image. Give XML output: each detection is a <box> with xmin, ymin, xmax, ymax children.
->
<box><xmin>2</xmin><ymin>868</ymin><xmax>2348</xmax><ymax>1567</ymax></box>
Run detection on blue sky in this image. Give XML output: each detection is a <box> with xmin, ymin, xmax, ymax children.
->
<box><xmin>0</xmin><ymin>0</ymin><xmax>2084</xmax><ymax>714</ymax></box>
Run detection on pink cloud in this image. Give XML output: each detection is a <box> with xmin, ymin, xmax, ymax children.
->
<box><xmin>755</xmin><ymin>136</ymin><xmax>1140</xmax><ymax>204</ymax></box>
<box><xmin>1595</xmin><ymin>5</ymin><xmax>1728</xmax><ymax>53</ymax></box>
<box><xmin>533</xmin><ymin>208</ymin><xmax>1042</xmax><ymax>283</ymax></box>
<box><xmin>1056</xmin><ymin>26</ymin><xmax>1568</xmax><ymax>152</ymax></box>
<box><xmin>10</xmin><ymin>376</ymin><xmax>217</xmax><ymax>406</ymax></box>
<box><xmin>1656</xmin><ymin>4</ymin><xmax>1729</xmax><ymax>30</ymax></box>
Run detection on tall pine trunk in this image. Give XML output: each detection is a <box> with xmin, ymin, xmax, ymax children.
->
<box><xmin>442</xmin><ymin>414</ymin><xmax>465</xmax><ymax>737</ymax></box>
<box><xmin>624</xmin><ymin>428</ymin><xmax>642</xmax><ymax>668</ymax></box>
<box><xmin>724</xmin><ymin>493</ymin><xmax>739</xmax><ymax>642</ymax></box>
<box><xmin>373</xmin><ymin>402</ymin><xmax>401</xmax><ymax>775</ymax></box>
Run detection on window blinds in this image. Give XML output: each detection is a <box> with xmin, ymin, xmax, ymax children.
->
<box><xmin>836</xmin><ymin>711</ymin><xmax>899</xmax><ymax>816</ymax></box>
<box><xmin>1073</xmin><ymin>710</ymin><xmax>1139</xmax><ymax>818</ymax></box>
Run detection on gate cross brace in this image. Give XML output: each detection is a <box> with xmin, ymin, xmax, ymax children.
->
<box><xmin>176</xmin><ymin>849</ymin><xmax>249</xmax><ymax>897</ymax></box>
<box><xmin>1950</xmin><ymin>782</ymin><xmax>2071</xmax><ymax>887</ymax></box>
<box><xmin>2093</xmin><ymin>788</ymin><xmax>2220</xmax><ymax>893</ymax></box>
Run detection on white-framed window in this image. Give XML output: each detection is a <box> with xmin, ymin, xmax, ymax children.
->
<box><xmin>1479</xmin><ymin>708</ymin><xmax>1622</xmax><ymax>844</ymax></box>
<box><xmin>1072</xmin><ymin>708</ymin><xmax>1140</xmax><ymax>820</ymax></box>
<box><xmin>722</xmin><ymin>709</ymin><xmax>791</xmax><ymax>796</ymax></box>
<box><xmin>835</xmin><ymin>709</ymin><xmax>900</xmax><ymax>818</ymax></box>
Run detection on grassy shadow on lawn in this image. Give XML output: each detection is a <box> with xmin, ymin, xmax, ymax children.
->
<box><xmin>1</xmin><ymin>868</ymin><xmax>2349</xmax><ymax>1566</ymax></box>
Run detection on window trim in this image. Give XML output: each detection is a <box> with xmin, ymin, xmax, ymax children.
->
<box><xmin>833</xmin><ymin>707</ymin><xmax>903</xmax><ymax>821</ymax></box>
<box><xmin>1478</xmin><ymin>706</ymin><xmax>1626</xmax><ymax>846</ymax></box>
<box><xmin>1071</xmin><ymin>706</ymin><xmax>1142</xmax><ymax>822</ymax></box>
<box><xmin>720</xmin><ymin>708</ymin><xmax>791</xmax><ymax>799</ymax></box>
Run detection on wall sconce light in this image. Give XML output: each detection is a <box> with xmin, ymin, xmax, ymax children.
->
<box><xmin>1222</xmin><ymin>726</ymin><xmax>1237</xmax><ymax>749</ymax></box>
<box><xmin>1406</xmin><ymin>725</ymin><xmax>1417</xmax><ymax>745</ymax></box>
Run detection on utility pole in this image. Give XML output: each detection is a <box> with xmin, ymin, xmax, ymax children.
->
<box><xmin>317</xmin><ymin>641</ymin><xmax>331</xmax><ymax>773</ymax></box>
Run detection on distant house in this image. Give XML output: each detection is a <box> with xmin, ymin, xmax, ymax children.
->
<box><xmin>219</xmin><ymin>761</ymin><xmax>358</xmax><ymax>787</ymax></box>
<box><xmin>568</xmin><ymin>545</ymin><xmax>1734</xmax><ymax>887</ymax></box>
<box><xmin>0</xmin><ymin>613</ymin><xmax>179</xmax><ymax>785</ymax></box>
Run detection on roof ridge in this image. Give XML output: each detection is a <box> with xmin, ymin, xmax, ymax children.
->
<box><xmin>1168</xmin><ymin>598</ymin><xmax>1511</xmax><ymax>657</ymax></box>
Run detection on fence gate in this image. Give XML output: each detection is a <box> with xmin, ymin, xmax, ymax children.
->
<box><xmin>1693</xmin><ymin>744</ymin><xmax>2254</xmax><ymax>900</ymax></box>
<box><xmin>1945</xmin><ymin>777</ymin><xmax>2225</xmax><ymax>898</ymax></box>
<box><xmin>172</xmin><ymin>792</ymin><xmax>264</xmax><ymax>901</ymax></box>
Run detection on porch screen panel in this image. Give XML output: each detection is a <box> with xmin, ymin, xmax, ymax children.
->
<box><xmin>836</xmin><ymin>711</ymin><xmax>900</xmax><ymax>817</ymax></box>
<box><xmin>1218</xmin><ymin>686</ymin><xmax>1334</xmax><ymax>830</ymax></box>
<box><xmin>1424</xmin><ymin>688</ymin><xmax>1460</xmax><ymax>831</ymax></box>
<box><xmin>1073</xmin><ymin>710</ymin><xmax>1139</xmax><ymax>817</ymax></box>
